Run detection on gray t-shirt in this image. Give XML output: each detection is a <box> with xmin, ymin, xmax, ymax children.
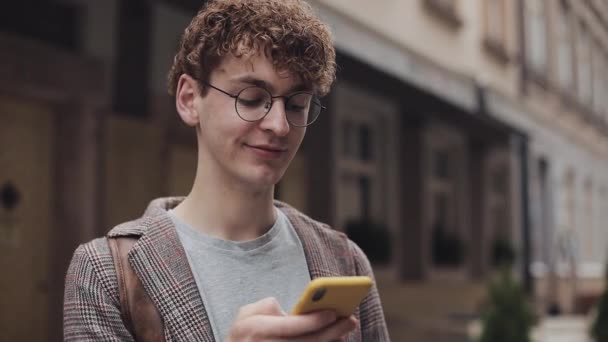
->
<box><xmin>169</xmin><ymin>208</ymin><xmax>311</xmax><ymax>341</ymax></box>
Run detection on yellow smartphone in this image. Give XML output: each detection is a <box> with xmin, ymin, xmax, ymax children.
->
<box><xmin>291</xmin><ymin>276</ymin><xmax>373</xmax><ymax>317</ymax></box>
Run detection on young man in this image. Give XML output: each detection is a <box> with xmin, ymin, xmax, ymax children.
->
<box><xmin>64</xmin><ymin>0</ymin><xmax>389</xmax><ymax>341</ymax></box>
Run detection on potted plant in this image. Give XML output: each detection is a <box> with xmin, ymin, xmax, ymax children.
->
<box><xmin>479</xmin><ymin>265</ymin><xmax>536</xmax><ymax>342</ymax></box>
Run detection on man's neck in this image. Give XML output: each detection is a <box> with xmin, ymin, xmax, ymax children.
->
<box><xmin>171</xmin><ymin>170</ymin><xmax>277</xmax><ymax>242</ymax></box>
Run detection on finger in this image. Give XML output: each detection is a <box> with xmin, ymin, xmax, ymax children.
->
<box><xmin>242</xmin><ymin>310</ymin><xmax>337</xmax><ymax>338</ymax></box>
<box><xmin>236</xmin><ymin>297</ymin><xmax>286</xmax><ymax>319</ymax></box>
<box><xmin>271</xmin><ymin>317</ymin><xmax>356</xmax><ymax>342</ymax></box>
<box><xmin>306</xmin><ymin>316</ymin><xmax>358</xmax><ymax>342</ymax></box>
<box><xmin>328</xmin><ymin>337</ymin><xmax>347</xmax><ymax>342</ymax></box>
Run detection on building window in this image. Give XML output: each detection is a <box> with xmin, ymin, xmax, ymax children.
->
<box><xmin>430</xmin><ymin>0</ymin><xmax>457</xmax><ymax>10</ymax></box>
<box><xmin>359</xmin><ymin>176</ymin><xmax>371</xmax><ymax>220</ymax></box>
<box><xmin>592</xmin><ymin>43</ymin><xmax>604</xmax><ymax>116</ymax></box>
<box><xmin>430</xmin><ymin>149</ymin><xmax>455</xmax><ymax>230</ymax></box>
<box><xmin>556</xmin><ymin>1</ymin><xmax>574</xmax><ymax>91</ymax></box>
<box><xmin>490</xmin><ymin>203</ymin><xmax>508</xmax><ymax>243</ymax></box>
<box><xmin>561</xmin><ymin>170</ymin><xmax>576</xmax><ymax>232</ymax></box>
<box><xmin>359</xmin><ymin>125</ymin><xmax>374</xmax><ymax>161</ymax></box>
<box><xmin>433</xmin><ymin>150</ymin><xmax>450</xmax><ymax>180</ymax></box>
<box><xmin>0</xmin><ymin>2</ymin><xmax>81</xmax><ymax>52</ymax></box>
<box><xmin>424</xmin><ymin>0</ymin><xmax>462</xmax><ymax>28</ymax></box>
<box><xmin>483</xmin><ymin>0</ymin><xmax>509</xmax><ymax>63</ymax></box>
<box><xmin>603</xmin><ymin>53</ymin><xmax>608</xmax><ymax>121</ymax></box>
<box><xmin>525</xmin><ymin>0</ymin><xmax>548</xmax><ymax>74</ymax></box>
<box><xmin>534</xmin><ymin>158</ymin><xmax>550</xmax><ymax>265</ymax></box>
<box><xmin>338</xmin><ymin>118</ymin><xmax>382</xmax><ymax>223</ymax></box>
<box><xmin>489</xmin><ymin>165</ymin><xmax>509</xmax><ymax>240</ymax></box>
<box><xmin>342</xmin><ymin>122</ymin><xmax>354</xmax><ymax>157</ymax></box>
<box><xmin>428</xmin><ymin>139</ymin><xmax>466</xmax><ymax>268</ymax></box>
<box><xmin>342</xmin><ymin>122</ymin><xmax>375</xmax><ymax>161</ymax></box>
<box><xmin>114</xmin><ymin>0</ymin><xmax>152</xmax><ymax>116</ymax></box>
<box><xmin>486</xmin><ymin>0</ymin><xmax>505</xmax><ymax>43</ymax></box>
<box><xmin>576</xmin><ymin>22</ymin><xmax>593</xmax><ymax>106</ymax></box>
<box><xmin>492</xmin><ymin>168</ymin><xmax>508</xmax><ymax>195</ymax></box>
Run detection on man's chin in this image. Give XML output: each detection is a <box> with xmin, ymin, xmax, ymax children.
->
<box><xmin>243</xmin><ymin>169</ymin><xmax>284</xmax><ymax>190</ymax></box>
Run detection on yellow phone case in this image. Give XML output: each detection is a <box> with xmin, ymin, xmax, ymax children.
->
<box><xmin>291</xmin><ymin>276</ymin><xmax>373</xmax><ymax>317</ymax></box>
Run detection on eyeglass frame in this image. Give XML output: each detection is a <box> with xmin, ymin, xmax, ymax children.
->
<box><xmin>201</xmin><ymin>81</ymin><xmax>325</xmax><ymax>127</ymax></box>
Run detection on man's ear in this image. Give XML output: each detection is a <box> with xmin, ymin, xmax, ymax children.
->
<box><xmin>175</xmin><ymin>74</ymin><xmax>201</xmax><ymax>127</ymax></box>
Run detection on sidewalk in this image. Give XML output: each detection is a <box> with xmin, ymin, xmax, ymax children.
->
<box><xmin>374</xmin><ymin>266</ymin><xmax>485</xmax><ymax>341</ymax></box>
<box><xmin>467</xmin><ymin>316</ymin><xmax>591</xmax><ymax>342</ymax></box>
<box><xmin>374</xmin><ymin>266</ymin><xmax>593</xmax><ymax>341</ymax></box>
<box><xmin>531</xmin><ymin>316</ymin><xmax>591</xmax><ymax>342</ymax></box>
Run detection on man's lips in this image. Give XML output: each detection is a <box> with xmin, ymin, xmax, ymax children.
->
<box><xmin>246</xmin><ymin>144</ymin><xmax>288</xmax><ymax>152</ymax></box>
<box><xmin>245</xmin><ymin>144</ymin><xmax>288</xmax><ymax>158</ymax></box>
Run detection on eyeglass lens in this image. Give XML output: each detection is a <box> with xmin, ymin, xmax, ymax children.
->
<box><xmin>235</xmin><ymin>86</ymin><xmax>322</xmax><ymax>126</ymax></box>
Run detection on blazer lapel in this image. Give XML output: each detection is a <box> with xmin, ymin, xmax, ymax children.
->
<box><xmin>126</xmin><ymin>198</ymin><xmax>215</xmax><ymax>341</ymax></box>
<box><xmin>112</xmin><ymin>198</ymin><xmax>346</xmax><ymax>342</ymax></box>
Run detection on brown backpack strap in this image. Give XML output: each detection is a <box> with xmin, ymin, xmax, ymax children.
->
<box><xmin>108</xmin><ymin>237</ymin><xmax>165</xmax><ymax>342</ymax></box>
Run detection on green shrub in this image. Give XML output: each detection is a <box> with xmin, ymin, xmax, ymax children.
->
<box><xmin>591</xmin><ymin>262</ymin><xmax>608</xmax><ymax>342</ymax></box>
<box><xmin>479</xmin><ymin>267</ymin><xmax>535</xmax><ymax>342</ymax></box>
<box><xmin>491</xmin><ymin>237</ymin><xmax>516</xmax><ymax>268</ymax></box>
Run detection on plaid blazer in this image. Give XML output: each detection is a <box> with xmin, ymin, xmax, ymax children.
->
<box><xmin>64</xmin><ymin>197</ymin><xmax>390</xmax><ymax>341</ymax></box>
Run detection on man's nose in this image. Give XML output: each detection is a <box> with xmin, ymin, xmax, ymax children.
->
<box><xmin>259</xmin><ymin>100</ymin><xmax>290</xmax><ymax>136</ymax></box>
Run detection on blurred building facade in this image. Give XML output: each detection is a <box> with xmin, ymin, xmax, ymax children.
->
<box><xmin>0</xmin><ymin>0</ymin><xmax>607</xmax><ymax>341</ymax></box>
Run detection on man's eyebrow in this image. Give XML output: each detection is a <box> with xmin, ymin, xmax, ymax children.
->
<box><xmin>229</xmin><ymin>75</ymin><xmax>312</xmax><ymax>94</ymax></box>
<box><xmin>230</xmin><ymin>76</ymin><xmax>268</xmax><ymax>89</ymax></box>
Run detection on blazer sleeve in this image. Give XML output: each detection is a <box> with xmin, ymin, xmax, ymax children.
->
<box><xmin>63</xmin><ymin>242</ymin><xmax>134</xmax><ymax>341</ymax></box>
<box><xmin>348</xmin><ymin>240</ymin><xmax>391</xmax><ymax>342</ymax></box>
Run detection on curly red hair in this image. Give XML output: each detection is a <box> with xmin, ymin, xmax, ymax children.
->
<box><xmin>167</xmin><ymin>0</ymin><xmax>336</xmax><ymax>96</ymax></box>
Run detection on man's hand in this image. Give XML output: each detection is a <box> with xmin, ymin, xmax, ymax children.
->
<box><xmin>226</xmin><ymin>297</ymin><xmax>358</xmax><ymax>341</ymax></box>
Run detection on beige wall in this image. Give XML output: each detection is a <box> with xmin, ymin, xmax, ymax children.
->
<box><xmin>311</xmin><ymin>0</ymin><xmax>608</xmax><ymax>156</ymax></box>
<box><xmin>535</xmin><ymin>276</ymin><xmax>605</xmax><ymax>314</ymax></box>
<box><xmin>103</xmin><ymin>116</ymin><xmax>166</xmax><ymax>229</ymax></box>
<box><xmin>312</xmin><ymin>0</ymin><xmax>519</xmax><ymax>97</ymax></box>
<box><xmin>0</xmin><ymin>95</ymin><xmax>53</xmax><ymax>341</ymax></box>
<box><xmin>167</xmin><ymin>144</ymin><xmax>197</xmax><ymax>197</ymax></box>
<box><xmin>314</xmin><ymin>0</ymin><xmax>608</xmax><ymax>283</ymax></box>
<box><xmin>278</xmin><ymin>154</ymin><xmax>309</xmax><ymax>214</ymax></box>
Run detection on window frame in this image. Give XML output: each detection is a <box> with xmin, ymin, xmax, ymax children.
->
<box><xmin>483</xmin><ymin>0</ymin><xmax>510</xmax><ymax>63</ymax></box>
<box><xmin>423</xmin><ymin>0</ymin><xmax>463</xmax><ymax>28</ymax></box>
<box><xmin>555</xmin><ymin>0</ymin><xmax>576</xmax><ymax>92</ymax></box>
<box><xmin>575</xmin><ymin>20</ymin><xmax>593</xmax><ymax>107</ymax></box>
<box><xmin>524</xmin><ymin>0</ymin><xmax>550</xmax><ymax>76</ymax></box>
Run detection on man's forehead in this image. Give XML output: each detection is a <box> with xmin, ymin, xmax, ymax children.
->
<box><xmin>216</xmin><ymin>52</ymin><xmax>288</xmax><ymax>74</ymax></box>
<box><xmin>214</xmin><ymin>53</ymin><xmax>311</xmax><ymax>91</ymax></box>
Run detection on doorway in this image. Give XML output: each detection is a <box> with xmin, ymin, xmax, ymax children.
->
<box><xmin>0</xmin><ymin>95</ymin><xmax>53</xmax><ymax>341</ymax></box>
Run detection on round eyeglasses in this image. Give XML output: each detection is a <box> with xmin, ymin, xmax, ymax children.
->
<box><xmin>203</xmin><ymin>82</ymin><xmax>325</xmax><ymax>127</ymax></box>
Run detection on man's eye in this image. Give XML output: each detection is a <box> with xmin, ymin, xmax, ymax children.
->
<box><xmin>238</xmin><ymin>97</ymin><xmax>266</xmax><ymax>108</ymax></box>
<box><xmin>286</xmin><ymin>104</ymin><xmax>306</xmax><ymax>113</ymax></box>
